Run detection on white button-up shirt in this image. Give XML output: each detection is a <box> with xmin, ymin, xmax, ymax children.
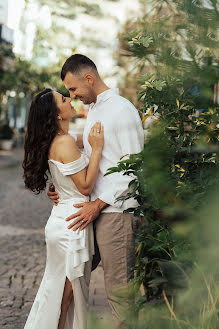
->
<box><xmin>83</xmin><ymin>88</ymin><xmax>144</xmax><ymax>213</ymax></box>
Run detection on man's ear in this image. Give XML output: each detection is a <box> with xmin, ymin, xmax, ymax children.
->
<box><xmin>85</xmin><ymin>74</ymin><xmax>94</xmax><ymax>86</ymax></box>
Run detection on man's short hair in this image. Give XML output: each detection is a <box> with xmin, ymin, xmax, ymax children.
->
<box><xmin>61</xmin><ymin>54</ymin><xmax>97</xmax><ymax>80</ymax></box>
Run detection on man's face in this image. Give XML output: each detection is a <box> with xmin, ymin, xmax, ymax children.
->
<box><xmin>64</xmin><ymin>71</ymin><xmax>96</xmax><ymax>105</ymax></box>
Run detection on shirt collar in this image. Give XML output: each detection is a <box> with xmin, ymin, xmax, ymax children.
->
<box><xmin>90</xmin><ymin>88</ymin><xmax>119</xmax><ymax>110</ymax></box>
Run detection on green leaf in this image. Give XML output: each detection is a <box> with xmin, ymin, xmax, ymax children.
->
<box><xmin>148</xmin><ymin>277</ymin><xmax>168</xmax><ymax>288</ymax></box>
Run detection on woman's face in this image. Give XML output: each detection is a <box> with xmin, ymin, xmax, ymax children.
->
<box><xmin>53</xmin><ymin>91</ymin><xmax>76</xmax><ymax>120</ymax></box>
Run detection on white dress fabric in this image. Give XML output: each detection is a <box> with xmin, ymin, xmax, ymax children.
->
<box><xmin>24</xmin><ymin>155</ymin><xmax>94</xmax><ymax>329</ymax></box>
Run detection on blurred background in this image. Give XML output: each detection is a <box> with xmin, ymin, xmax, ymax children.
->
<box><xmin>0</xmin><ymin>0</ymin><xmax>141</xmax><ymax>146</ymax></box>
<box><xmin>0</xmin><ymin>0</ymin><xmax>218</xmax><ymax>148</ymax></box>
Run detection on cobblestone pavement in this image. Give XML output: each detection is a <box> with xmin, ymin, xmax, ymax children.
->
<box><xmin>0</xmin><ymin>148</ymin><xmax>110</xmax><ymax>329</ymax></box>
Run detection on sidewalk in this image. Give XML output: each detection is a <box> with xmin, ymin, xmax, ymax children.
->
<box><xmin>0</xmin><ymin>148</ymin><xmax>24</xmax><ymax>169</ymax></box>
<box><xmin>89</xmin><ymin>265</ymin><xmax>110</xmax><ymax>317</ymax></box>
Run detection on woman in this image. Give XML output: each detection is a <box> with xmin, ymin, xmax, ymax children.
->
<box><xmin>23</xmin><ymin>88</ymin><xmax>104</xmax><ymax>329</ymax></box>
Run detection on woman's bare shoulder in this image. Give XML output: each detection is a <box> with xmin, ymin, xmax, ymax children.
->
<box><xmin>56</xmin><ymin>134</ymin><xmax>76</xmax><ymax>143</ymax></box>
<box><xmin>49</xmin><ymin>134</ymin><xmax>80</xmax><ymax>163</ymax></box>
<box><xmin>52</xmin><ymin>134</ymin><xmax>77</xmax><ymax>149</ymax></box>
<box><xmin>55</xmin><ymin>135</ymin><xmax>81</xmax><ymax>162</ymax></box>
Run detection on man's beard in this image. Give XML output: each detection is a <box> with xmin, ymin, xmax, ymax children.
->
<box><xmin>84</xmin><ymin>89</ymin><xmax>96</xmax><ymax>104</ymax></box>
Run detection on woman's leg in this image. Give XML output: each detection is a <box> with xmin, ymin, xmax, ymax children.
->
<box><xmin>58</xmin><ymin>277</ymin><xmax>74</xmax><ymax>329</ymax></box>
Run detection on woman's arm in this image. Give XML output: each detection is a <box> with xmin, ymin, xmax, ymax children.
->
<box><xmin>56</xmin><ymin>122</ymin><xmax>104</xmax><ymax>196</ymax></box>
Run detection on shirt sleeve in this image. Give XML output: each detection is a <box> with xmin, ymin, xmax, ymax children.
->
<box><xmin>98</xmin><ymin>100</ymin><xmax>144</xmax><ymax>208</ymax></box>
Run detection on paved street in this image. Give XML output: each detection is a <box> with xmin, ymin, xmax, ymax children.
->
<box><xmin>0</xmin><ymin>148</ymin><xmax>110</xmax><ymax>329</ymax></box>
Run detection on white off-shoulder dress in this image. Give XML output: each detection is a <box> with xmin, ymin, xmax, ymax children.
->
<box><xmin>24</xmin><ymin>155</ymin><xmax>94</xmax><ymax>329</ymax></box>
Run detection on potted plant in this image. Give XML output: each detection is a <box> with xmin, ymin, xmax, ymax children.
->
<box><xmin>0</xmin><ymin>123</ymin><xmax>14</xmax><ymax>150</ymax></box>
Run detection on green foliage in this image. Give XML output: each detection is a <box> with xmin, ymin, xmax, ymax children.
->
<box><xmin>109</xmin><ymin>0</ymin><xmax>219</xmax><ymax>307</ymax></box>
<box><xmin>88</xmin><ymin>193</ymin><xmax>219</xmax><ymax>329</ymax></box>
<box><xmin>116</xmin><ymin>0</ymin><xmax>219</xmax><ymax>107</ymax></box>
<box><xmin>0</xmin><ymin>43</ymin><xmax>67</xmax><ymax>105</ymax></box>
<box><xmin>38</xmin><ymin>0</ymin><xmax>103</xmax><ymax>18</ymax></box>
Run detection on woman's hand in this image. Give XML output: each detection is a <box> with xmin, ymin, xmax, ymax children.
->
<box><xmin>88</xmin><ymin>122</ymin><xmax>104</xmax><ymax>150</ymax></box>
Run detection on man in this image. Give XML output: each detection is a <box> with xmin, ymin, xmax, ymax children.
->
<box><xmin>48</xmin><ymin>54</ymin><xmax>144</xmax><ymax>326</ymax></box>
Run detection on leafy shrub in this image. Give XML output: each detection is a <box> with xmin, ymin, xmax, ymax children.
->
<box><xmin>107</xmin><ymin>0</ymin><xmax>219</xmax><ymax>305</ymax></box>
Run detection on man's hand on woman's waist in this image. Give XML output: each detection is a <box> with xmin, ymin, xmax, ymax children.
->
<box><xmin>65</xmin><ymin>198</ymin><xmax>108</xmax><ymax>231</ymax></box>
<box><xmin>47</xmin><ymin>183</ymin><xmax>59</xmax><ymax>206</ymax></box>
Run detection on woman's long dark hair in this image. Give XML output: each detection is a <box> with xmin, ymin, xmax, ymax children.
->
<box><xmin>23</xmin><ymin>88</ymin><xmax>59</xmax><ymax>194</ymax></box>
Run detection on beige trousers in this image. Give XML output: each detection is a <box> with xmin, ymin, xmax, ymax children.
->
<box><xmin>95</xmin><ymin>213</ymin><xmax>138</xmax><ymax>326</ymax></box>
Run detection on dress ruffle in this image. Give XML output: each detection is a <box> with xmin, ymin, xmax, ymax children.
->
<box><xmin>65</xmin><ymin>202</ymin><xmax>93</xmax><ymax>282</ymax></box>
<box><xmin>48</xmin><ymin>199</ymin><xmax>94</xmax><ymax>282</ymax></box>
<box><xmin>48</xmin><ymin>155</ymin><xmax>87</xmax><ymax>176</ymax></box>
<box><xmin>66</xmin><ymin>227</ymin><xmax>90</xmax><ymax>280</ymax></box>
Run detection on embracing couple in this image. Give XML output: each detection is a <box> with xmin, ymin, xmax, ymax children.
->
<box><xmin>23</xmin><ymin>54</ymin><xmax>144</xmax><ymax>329</ymax></box>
